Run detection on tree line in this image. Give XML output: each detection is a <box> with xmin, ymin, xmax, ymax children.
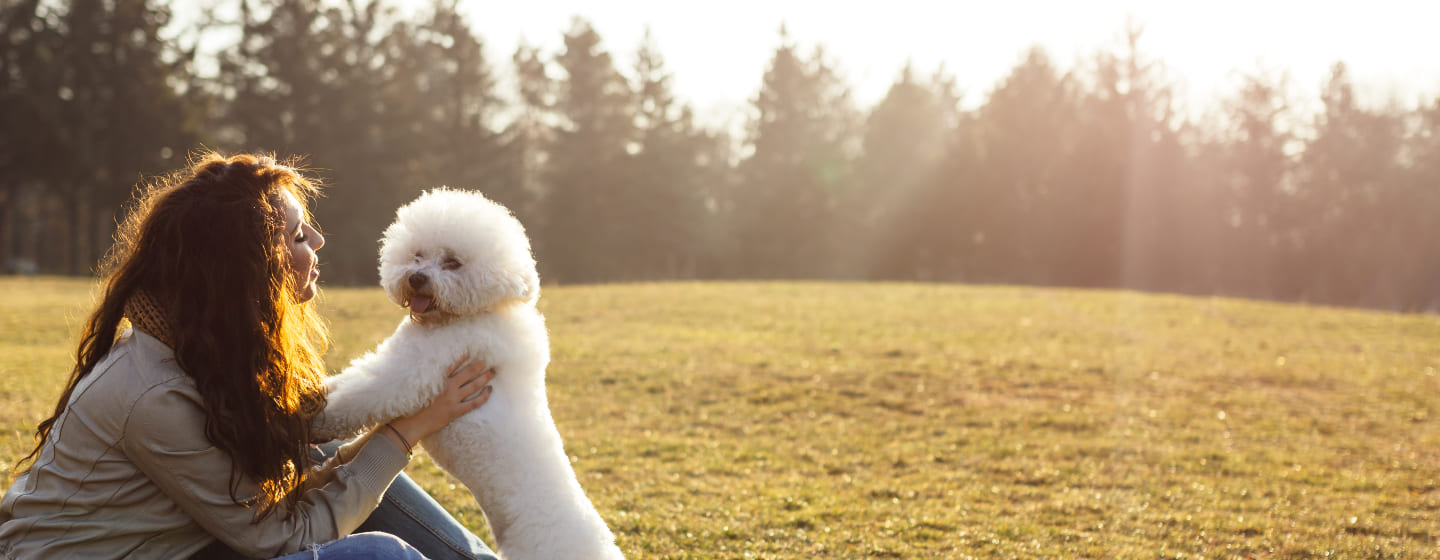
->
<box><xmin>3</xmin><ymin>0</ymin><xmax>1438</xmax><ymax>310</ymax></box>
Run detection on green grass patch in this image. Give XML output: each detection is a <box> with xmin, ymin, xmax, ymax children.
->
<box><xmin>3</xmin><ymin>277</ymin><xmax>1438</xmax><ymax>558</ymax></box>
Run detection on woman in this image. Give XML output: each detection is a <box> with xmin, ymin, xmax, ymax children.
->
<box><xmin>0</xmin><ymin>153</ymin><xmax>498</xmax><ymax>559</ymax></box>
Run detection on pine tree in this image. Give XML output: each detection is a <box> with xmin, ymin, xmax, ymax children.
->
<box><xmin>1212</xmin><ymin>71</ymin><xmax>1296</xmax><ymax>298</ymax></box>
<box><xmin>1294</xmin><ymin>62</ymin><xmax>1405</xmax><ymax>305</ymax></box>
<box><xmin>858</xmin><ymin>62</ymin><xmax>959</xmax><ymax>280</ymax></box>
<box><xmin>539</xmin><ymin>18</ymin><xmax>635</xmax><ymax>283</ymax></box>
<box><xmin>0</xmin><ymin>0</ymin><xmax>198</xmax><ymax>274</ymax></box>
<box><xmin>733</xmin><ymin>26</ymin><xmax>858</xmax><ymax>278</ymax></box>
<box><xmin>1403</xmin><ymin>97</ymin><xmax>1440</xmax><ymax>308</ymax></box>
<box><xmin>502</xmin><ymin>41</ymin><xmax>555</xmax><ymax>224</ymax></box>
<box><xmin>221</xmin><ymin>0</ymin><xmax>418</xmax><ymax>283</ymax></box>
<box><xmin>378</xmin><ymin>1</ymin><xmax>514</xmax><ymax>209</ymax></box>
<box><xmin>1060</xmin><ymin>25</ymin><xmax>1184</xmax><ymax>290</ymax></box>
<box><xmin>0</xmin><ymin>0</ymin><xmax>63</xmax><ymax>272</ymax></box>
<box><xmin>967</xmin><ymin>47</ymin><xmax>1076</xmax><ymax>283</ymax></box>
<box><xmin>623</xmin><ymin>28</ymin><xmax>718</xmax><ymax>279</ymax></box>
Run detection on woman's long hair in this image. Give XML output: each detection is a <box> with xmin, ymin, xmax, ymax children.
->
<box><xmin>20</xmin><ymin>152</ymin><xmax>330</xmax><ymax>518</ymax></box>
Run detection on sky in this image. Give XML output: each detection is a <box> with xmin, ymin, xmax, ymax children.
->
<box><xmin>411</xmin><ymin>0</ymin><xmax>1440</xmax><ymax>125</ymax></box>
<box><xmin>177</xmin><ymin>0</ymin><xmax>1440</xmax><ymax>126</ymax></box>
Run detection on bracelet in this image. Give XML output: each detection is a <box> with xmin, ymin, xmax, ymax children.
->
<box><xmin>383</xmin><ymin>423</ymin><xmax>414</xmax><ymax>456</ymax></box>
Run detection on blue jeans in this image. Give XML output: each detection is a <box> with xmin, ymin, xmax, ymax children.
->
<box><xmin>192</xmin><ymin>442</ymin><xmax>498</xmax><ymax>560</ymax></box>
<box><xmin>270</xmin><ymin>532</ymin><xmax>426</xmax><ymax>559</ymax></box>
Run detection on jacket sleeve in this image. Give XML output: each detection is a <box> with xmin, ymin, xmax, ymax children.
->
<box><xmin>120</xmin><ymin>384</ymin><xmax>410</xmax><ymax>558</ymax></box>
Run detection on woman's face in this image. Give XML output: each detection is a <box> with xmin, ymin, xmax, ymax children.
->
<box><xmin>280</xmin><ymin>190</ymin><xmax>324</xmax><ymax>303</ymax></box>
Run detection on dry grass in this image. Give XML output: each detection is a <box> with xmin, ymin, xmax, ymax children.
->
<box><xmin>3</xmin><ymin>277</ymin><xmax>1438</xmax><ymax>558</ymax></box>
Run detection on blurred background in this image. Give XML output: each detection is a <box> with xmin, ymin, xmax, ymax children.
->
<box><xmin>2</xmin><ymin>0</ymin><xmax>1439</xmax><ymax>310</ymax></box>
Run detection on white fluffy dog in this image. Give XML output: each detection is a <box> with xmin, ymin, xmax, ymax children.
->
<box><xmin>314</xmin><ymin>188</ymin><xmax>624</xmax><ymax>560</ymax></box>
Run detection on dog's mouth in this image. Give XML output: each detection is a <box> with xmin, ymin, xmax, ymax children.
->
<box><xmin>402</xmin><ymin>290</ymin><xmax>441</xmax><ymax>321</ymax></box>
<box><xmin>407</xmin><ymin>294</ymin><xmax>434</xmax><ymax>314</ymax></box>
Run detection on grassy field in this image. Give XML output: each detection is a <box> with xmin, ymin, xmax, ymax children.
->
<box><xmin>2</xmin><ymin>277</ymin><xmax>1438</xmax><ymax>558</ymax></box>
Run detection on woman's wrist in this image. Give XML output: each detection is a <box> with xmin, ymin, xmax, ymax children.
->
<box><xmin>382</xmin><ymin>422</ymin><xmax>414</xmax><ymax>456</ymax></box>
<box><xmin>381</xmin><ymin>418</ymin><xmax>425</xmax><ymax>456</ymax></box>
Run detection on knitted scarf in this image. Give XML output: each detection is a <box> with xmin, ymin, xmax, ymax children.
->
<box><xmin>123</xmin><ymin>290</ymin><xmax>176</xmax><ymax>347</ymax></box>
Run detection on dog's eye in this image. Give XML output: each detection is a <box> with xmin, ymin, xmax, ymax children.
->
<box><xmin>414</xmin><ymin>251</ymin><xmax>424</xmax><ymax>261</ymax></box>
<box><xmin>442</xmin><ymin>257</ymin><xmax>463</xmax><ymax>270</ymax></box>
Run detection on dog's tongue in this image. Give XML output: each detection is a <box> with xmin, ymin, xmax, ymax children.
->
<box><xmin>410</xmin><ymin>295</ymin><xmax>432</xmax><ymax>314</ymax></box>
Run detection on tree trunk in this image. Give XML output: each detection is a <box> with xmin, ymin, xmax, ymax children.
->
<box><xmin>0</xmin><ymin>188</ymin><xmax>11</xmax><ymax>273</ymax></box>
<box><xmin>70</xmin><ymin>193</ymin><xmax>90</xmax><ymax>276</ymax></box>
<box><xmin>86</xmin><ymin>200</ymin><xmax>114</xmax><ymax>275</ymax></box>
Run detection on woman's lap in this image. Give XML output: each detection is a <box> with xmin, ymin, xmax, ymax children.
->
<box><xmin>353</xmin><ymin>466</ymin><xmax>496</xmax><ymax>560</ymax></box>
<box><xmin>270</xmin><ymin>532</ymin><xmax>424</xmax><ymax>560</ymax></box>
<box><xmin>192</xmin><ymin>442</ymin><xmax>497</xmax><ymax>560</ymax></box>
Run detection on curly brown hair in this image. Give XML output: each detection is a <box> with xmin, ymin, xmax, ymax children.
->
<box><xmin>21</xmin><ymin>152</ymin><xmax>331</xmax><ymax>518</ymax></box>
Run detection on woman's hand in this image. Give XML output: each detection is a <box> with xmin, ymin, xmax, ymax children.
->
<box><xmin>384</xmin><ymin>357</ymin><xmax>494</xmax><ymax>453</ymax></box>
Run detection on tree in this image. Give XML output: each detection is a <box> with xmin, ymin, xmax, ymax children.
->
<box><xmin>1401</xmin><ymin>97</ymin><xmax>1440</xmax><ymax>309</ymax></box>
<box><xmin>966</xmin><ymin>47</ymin><xmax>1077</xmax><ymax>284</ymax></box>
<box><xmin>858</xmin><ymin>62</ymin><xmax>960</xmax><ymax>280</ymax></box>
<box><xmin>731</xmin><ymin>26</ymin><xmax>858</xmax><ymax>278</ymax></box>
<box><xmin>377</xmin><ymin>1</ymin><xmax>515</xmax><ymax>209</ymax></box>
<box><xmin>1208</xmin><ymin>71</ymin><xmax>1297</xmax><ymax>299</ymax></box>
<box><xmin>538</xmin><ymin>18</ymin><xmax>635</xmax><ymax>283</ymax></box>
<box><xmin>620</xmin><ymin>28</ymin><xmax>720</xmax><ymax>279</ymax></box>
<box><xmin>219</xmin><ymin>0</ymin><xmax>489</xmax><ymax>284</ymax></box>
<box><xmin>0</xmin><ymin>0</ymin><xmax>63</xmax><ymax>272</ymax></box>
<box><xmin>1059</xmin><ymin>24</ymin><xmax>1186</xmax><ymax>290</ymax></box>
<box><xmin>500</xmin><ymin>40</ymin><xmax>555</xmax><ymax>225</ymax></box>
<box><xmin>0</xmin><ymin>0</ymin><xmax>198</xmax><ymax>274</ymax></box>
<box><xmin>220</xmin><ymin>0</ymin><xmax>380</xmax><ymax>282</ymax></box>
<box><xmin>1293</xmin><ymin>62</ymin><xmax>1406</xmax><ymax>306</ymax></box>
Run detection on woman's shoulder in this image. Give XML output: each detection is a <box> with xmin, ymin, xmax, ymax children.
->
<box><xmin>37</xmin><ymin>329</ymin><xmax>208</xmax><ymax>461</ymax></box>
<box><xmin>120</xmin><ymin>327</ymin><xmax>191</xmax><ymax>381</ymax></box>
<box><xmin>71</xmin><ymin>329</ymin><xmax>200</xmax><ymax>417</ymax></box>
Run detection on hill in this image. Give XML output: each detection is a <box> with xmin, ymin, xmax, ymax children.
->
<box><xmin>2</xmin><ymin>278</ymin><xmax>1437</xmax><ymax>558</ymax></box>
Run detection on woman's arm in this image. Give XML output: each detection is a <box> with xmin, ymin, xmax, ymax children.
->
<box><xmin>121</xmin><ymin>360</ymin><xmax>492</xmax><ymax>558</ymax></box>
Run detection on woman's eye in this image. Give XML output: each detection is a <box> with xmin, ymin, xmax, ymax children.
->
<box><xmin>414</xmin><ymin>252</ymin><xmax>424</xmax><ymax>261</ymax></box>
<box><xmin>442</xmin><ymin>258</ymin><xmax>462</xmax><ymax>270</ymax></box>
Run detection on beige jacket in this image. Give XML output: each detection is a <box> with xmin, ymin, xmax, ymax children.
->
<box><xmin>0</xmin><ymin>329</ymin><xmax>408</xmax><ymax>559</ymax></box>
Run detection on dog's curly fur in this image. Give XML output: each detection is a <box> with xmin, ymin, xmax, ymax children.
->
<box><xmin>314</xmin><ymin>188</ymin><xmax>624</xmax><ymax>560</ymax></box>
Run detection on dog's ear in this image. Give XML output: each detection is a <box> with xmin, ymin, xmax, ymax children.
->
<box><xmin>508</xmin><ymin>267</ymin><xmax>541</xmax><ymax>304</ymax></box>
<box><xmin>487</xmin><ymin>265</ymin><xmax>540</xmax><ymax>306</ymax></box>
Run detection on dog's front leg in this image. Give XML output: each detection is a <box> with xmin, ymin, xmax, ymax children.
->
<box><xmin>313</xmin><ymin>351</ymin><xmax>409</xmax><ymax>440</ymax></box>
<box><xmin>312</xmin><ymin>369</ymin><xmax>378</xmax><ymax>440</ymax></box>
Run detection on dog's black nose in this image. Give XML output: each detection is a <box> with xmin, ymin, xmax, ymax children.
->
<box><xmin>409</xmin><ymin>273</ymin><xmax>429</xmax><ymax>290</ymax></box>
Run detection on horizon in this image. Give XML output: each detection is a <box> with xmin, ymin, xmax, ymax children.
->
<box><xmin>10</xmin><ymin>0</ymin><xmax>1440</xmax><ymax>310</ymax></box>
